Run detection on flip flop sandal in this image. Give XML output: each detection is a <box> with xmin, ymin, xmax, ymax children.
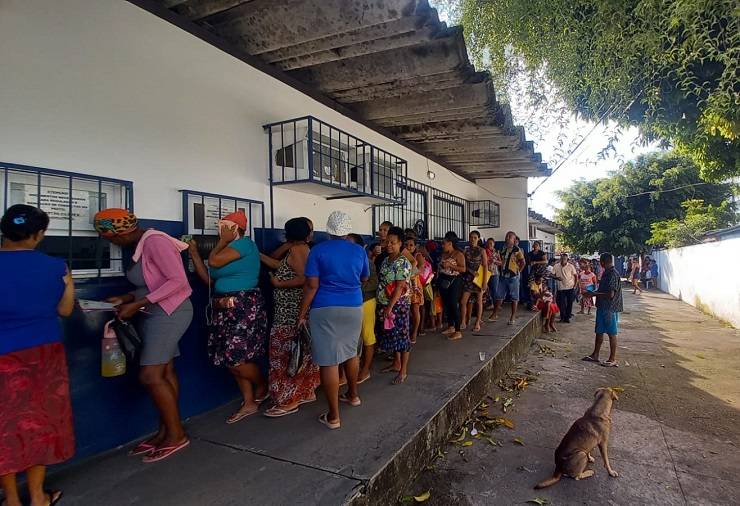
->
<box><xmin>507</xmin><ymin>319</ymin><xmax>516</xmax><ymax>326</ymax></box>
<box><xmin>128</xmin><ymin>439</ymin><xmax>157</xmax><ymax>456</ymax></box>
<box><xmin>227</xmin><ymin>406</ymin><xmax>259</xmax><ymax>424</ymax></box>
<box><xmin>357</xmin><ymin>374</ymin><xmax>371</xmax><ymax>384</ymax></box>
<box><xmin>447</xmin><ymin>333</ymin><xmax>463</xmax><ymax>341</ymax></box>
<box><xmin>581</xmin><ymin>356</ymin><xmax>601</xmax><ymax>363</ymax></box>
<box><xmin>318</xmin><ymin>413</ymin><xmax>340</xmax><ymax>430</ymax></box>
<box><xmin>298</xmin><ymin>396</ymin><xmax>316</xmax><ymax>405</ymax></box>
<box><xmin>339</xmin><ymin>394</ymin><xmax>362</xmax><ymax>406</ymax></box>
<box><xmin>255</xmin><ymin>393</ymin><xmax>270</xmax><ymax>404</ymax></box>
<box><xmin>487</xmin><ymin>315</ymin><xmax>498</xmax><ymax>322</ymax></box>
<box><xmin>264</xmin><ymin>406</ymin><xmax>299</xmax><ymax>417</ymax></box>
<box><xmin>142</xmin><ymin>439</ymin><xmax>190</xmax><ymax>463</ymax></box>
<box><xmin>392</xmin><ymin>374</ymin><xmax>408</xmax><ymax>385</ymax></box>
<box><xmin>45</xmin><ymin>490</ymin><xmax>63</xmax><ymax>506</ymax></box>
<box><xmin>601</xmin><ymin>361</ymin><xmax>619</xmax><ymax>368</ymax></box>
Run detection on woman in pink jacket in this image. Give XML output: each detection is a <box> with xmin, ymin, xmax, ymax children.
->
<box><xmin>95</xmin><ymin>209</ymin><xmax>193</xmax><ymax>463</ymax></box>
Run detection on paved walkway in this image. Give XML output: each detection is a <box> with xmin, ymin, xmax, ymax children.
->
<box><xmin>48</xmin><ymin>308</ymin><xmax>538</xmax><ymax>505</ymax></box>
<box><xmin>404</xmin><ymin>290</ymin><xmax>740</xmax><ymax>505</ymax></box>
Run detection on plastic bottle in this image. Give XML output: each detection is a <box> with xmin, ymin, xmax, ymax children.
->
<box><xmin>101</xmin><ymin>320</ymin><xmax>126</xmax><ymax>377</ymax></box>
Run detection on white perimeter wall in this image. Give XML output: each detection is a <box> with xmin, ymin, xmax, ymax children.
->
<box><xmin>654</xmin><ymin>238</ymin><xmax>740</xmax><ymax>328</ymax></box>
<box><xmin>0</xmin><ymin>0</ymin><xmax>525</xmax><ymax>235</ymax></box>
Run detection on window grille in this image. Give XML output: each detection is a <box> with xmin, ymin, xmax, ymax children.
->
<box><xmin>181</xmin><ymin>190</ymin><xmax>265</xmax><ymax>249</ymax></box>
<box><xmin>468</xmin><ymin>200</ymin><xmax>501</xmax><ymax>228</ymax></box>
<box><xmin>265</xmin><ymin>116</ymin><xmax>406</xmax><ymax>206</ymax></box>
<box><xmin>431</xmin><ymin>193</ymin><xmax>465</xmax><ymax>240</ymax></box>
<box><xmin>373</xmin><ymin>179</ymin><xmax>428</xmax><ymax>238</ymax></box>
<box><xmin>373</xmin><ymin>178</ymin><xmax>467</xmax><ymax>240</ymax></box>
<box><xmin>0</xmin><ymin>162</ymin><xmax>133</xmax><ymax>277</ymax></box>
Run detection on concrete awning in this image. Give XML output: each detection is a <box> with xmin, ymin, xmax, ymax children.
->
<box><xmin>528</xmin><ymin>209</ymin><xmax>561</xmax><ymax>234</ymax></box>
<box><xmin>144</xmin><ymin>0</ymin><xmax>549</xmax><ymax>180</ymax></box>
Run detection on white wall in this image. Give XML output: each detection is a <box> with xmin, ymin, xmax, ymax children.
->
<box><xmin>531</xmin><ymin>228</ymin><xmax>556</xmax><ymax>253</ymax></box>
<box><xmin>0</xmin><ymin>0</ymin><xmax>524</xmax><ymax>235</ymax></box>
<box><xmin>654</xmin><ymin>238</ymin><xmax>740</xmax><ymax>328</ymax></box>
<box><xmin>476</xmin><ymin>178</ymin><xmax>529</xmax><ymax>240</ymax></box>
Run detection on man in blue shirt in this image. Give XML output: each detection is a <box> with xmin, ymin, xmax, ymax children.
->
<box><xmin>583</xmin><ymin>252</ymin><xmax>623</xmax><ymax>367</ymax></box>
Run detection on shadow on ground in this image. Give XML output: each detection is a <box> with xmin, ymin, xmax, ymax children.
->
<box><xmin>403</xmin><ymin>289</ymin><xmax>740</xmax><ymax>506</ymax></box>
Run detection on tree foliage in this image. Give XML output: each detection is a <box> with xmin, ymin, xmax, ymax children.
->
<box><xmin>458</xmin><ymin>0</ymin><xmax>740</xmax><ymax>180</ymax></box>
<box><xmin>555</xmin><ymin>152</ymin><xmax>736</xmax><ymax>254</ymax></box>
<box><xmin>647</xmin><ymin>198</ymin><xmax>736</xmax><ymax>248</ymax></box>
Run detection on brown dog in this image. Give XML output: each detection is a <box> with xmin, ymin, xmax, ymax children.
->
<box><xmin>535</xmin><ymin>388</ymin><xmax>620</xmax><ymax>488</ymax></box>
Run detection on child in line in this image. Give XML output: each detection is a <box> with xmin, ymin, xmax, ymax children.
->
<box><xmin>535</xmin><ymin>276</ymin><xmax>559</xmax><ymax>333</ymax></box>
<box><xmin>578</xmin><ymin>259</ymin><xmax>598</xmax><ymax>315</ymax></box>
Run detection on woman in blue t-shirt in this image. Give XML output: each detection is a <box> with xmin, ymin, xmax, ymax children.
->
<box><xmin>297</xmin><ymin>211</ymin><xmax>369</xmax><ymax>430</ymax></box>
<box><xmin>0</xmin><ymin>205</ymin><xmax>76</xmax><ymax>506</ymax></box>
<box><xmin>189</xmin><ymin>211</ymin><xmax>268</xmax><ymax>424</ymax></box>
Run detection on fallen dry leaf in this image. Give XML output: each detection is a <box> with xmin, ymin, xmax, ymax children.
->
<box><xmin>495</xmin><ymin>417</ymin><xmax>515</xmax><ymax>429</ymax></box>
<box><xmin>513</xmin><ymin>437</ymin><xmax>525</xmax><ymax>446</ymax></box>
<box><xmin>413</xmin><ymin>491</ymin><xmax>431</xmax><ymax>503</ymax></box>
<box><xmin>527</xmin><ymin>498</ymin><xmax>548</xmax><ymax>505</ymax></box>
<box><xmin>450</xmin><ymin>428</ymin><xmax>467</xmax><ymax>443</ymax></box>
<box><xmin>462</xmin><ymin>441</ymin><xmax>473</xmax><ymax>447</ymax></box>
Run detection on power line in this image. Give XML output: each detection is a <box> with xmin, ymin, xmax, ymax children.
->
<box><xmin>624</xmin><ymin>182</ymin><xmax>712</xmax><ymax>198</ymax></box>
<box><xmin>528</xmin><ymin>89</ymin><xmax>646</xmax><ymax>198</ymax></box>
<box><xmin>528</xmin><ymin>103</ymin><xmax>616</xmax><ymax>198</ymax></box>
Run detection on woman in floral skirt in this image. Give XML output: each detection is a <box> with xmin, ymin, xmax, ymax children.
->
<box><xmin>260</xmin><ymin>218</ymin><xmax>319</xmax><ymax>417</ymax></box>
<box><xmin>189</xmin><ymin>211</ymin><xmax>268</xmax><ymax>424</ymax></box>
<box><xmin>377</xmin><ymin>227</ymin><xmax>412</xmax><ymax>384</ymax></box>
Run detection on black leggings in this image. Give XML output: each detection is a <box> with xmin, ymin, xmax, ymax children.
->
<box><xmin>439</xmin><ymin>275</ymin><xmax>463</xmax><ymax>331</ymax></box>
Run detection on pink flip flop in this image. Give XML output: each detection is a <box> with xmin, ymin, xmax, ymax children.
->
<box><xmin>142</xmin><ymin>439</ymin><xmax>190</xmax><ymax>463</ymax></box>
<box><xmin>128</xmin><ymin>440</ymin><xmax>157</xmax><ymax>456</ymax></box>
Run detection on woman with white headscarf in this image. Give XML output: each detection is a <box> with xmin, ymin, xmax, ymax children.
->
<box><xmin>297</xmin><ymin>211</ymin><xmax>369</xmax><ymax>430</ymax></box>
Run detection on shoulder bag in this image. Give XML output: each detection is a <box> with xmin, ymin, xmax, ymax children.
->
<box><xmin>288</xmin><ymin>322</ymin><xmax>311</xmax><ymax>377</ymax></box>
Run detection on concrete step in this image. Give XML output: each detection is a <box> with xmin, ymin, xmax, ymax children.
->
<box><xmin>48</xmin><ymin>311</ymin><xmax>541</xmax><ymax>506</ymax></box>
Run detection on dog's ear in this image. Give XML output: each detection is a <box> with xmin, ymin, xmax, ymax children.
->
<box><xmin>594</xmin><ymin>388</ymin><xmax>604</xmax><ymax>398</ymax></box>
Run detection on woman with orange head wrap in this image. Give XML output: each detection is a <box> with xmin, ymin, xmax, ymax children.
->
<box><xmin>94</xmin><ymin>208</ymin><xmax>193</xmax><ymax>463</ymax></box>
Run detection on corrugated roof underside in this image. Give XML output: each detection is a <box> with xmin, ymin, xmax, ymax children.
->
<box><xmin>159</xmin><ymin>0</ymin><xmax>549</xmax><ymax>179</ymax></box>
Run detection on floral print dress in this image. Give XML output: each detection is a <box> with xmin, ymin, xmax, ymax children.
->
<box><xmin>377</xmin><ymin>255</ymin><xmax>412</xmax><ymax>353</ymax></box>
<box><xmin>268</xmin><ymin>253</ymin><xmax>319</xmax><ymax>407</ymax></box>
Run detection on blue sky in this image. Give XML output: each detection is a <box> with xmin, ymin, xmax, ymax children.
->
<box><xmin>430</xmin><ymin>1</ymin><xmax>662</xmax><ymax>219</ymax></box>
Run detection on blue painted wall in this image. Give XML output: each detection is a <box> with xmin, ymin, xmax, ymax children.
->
<box><xmin>61</xmin><ymin>220</ymin><xmax>295</xmax><ymax>463</ymax></box>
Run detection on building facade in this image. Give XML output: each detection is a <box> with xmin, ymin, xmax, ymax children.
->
<box><xmin>1</xmin><ymin>0</ymin><xmax>547</xmax><ymax>462</ymax></box>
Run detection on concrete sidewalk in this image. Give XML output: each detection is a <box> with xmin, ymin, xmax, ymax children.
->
<box><xmin>48</xmin><ymin>310</ymin><xmax>540</xmax><ymax>505</ymax></box>
<box><xmin>404</xmin><ymin>290</ymin><xmax>740</xmax><ymax>505</ymax></box>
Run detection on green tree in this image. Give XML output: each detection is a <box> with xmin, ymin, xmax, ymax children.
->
<box><xmin>647</xmin><ymin>199</ymin><xmax>736</xmax><ymax>248</ymax></box>
<box><xmin>555</xmin><ymin>152</ymin><xmax>735</xmax><ymax>254</ymax></box>
<box><xmin>457</xmin><ymin>0</ymin><xmax>739</xmax><ymax>180</ymax></box>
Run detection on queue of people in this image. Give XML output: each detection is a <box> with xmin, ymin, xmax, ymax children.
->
<box><xmin>0</xmin><ymin>201</ymin><xmax>534</xmax><ymax>504</ymax></box>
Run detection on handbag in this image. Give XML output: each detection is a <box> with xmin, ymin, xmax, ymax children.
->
<box><xmin>288</xmin><ymin>322</ymin><xmax>311</xmax><ymax>377</ymax></box>
<box><xmin>110</xmin><ymin>319</ymin><xmax>143</xmax><ymax>362</ymax></box>
<box><xmin>473</xmin><ymin>265</ymin><xmax>492</xmax><ymax>289</ymax></box>
<box><xmin>438</xmin><ymin>275</ymin><xmax>453</xmax><ymax>290</ymax></box>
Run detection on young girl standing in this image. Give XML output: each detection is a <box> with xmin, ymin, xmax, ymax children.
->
<box><xmin>578</xmin><ymin>259</ymin><xmax>598</xmax><ymax>315</ymax></box>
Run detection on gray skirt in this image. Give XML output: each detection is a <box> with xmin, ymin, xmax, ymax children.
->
<box><xmin>135</xmin><ymin>299</ymin><xmax>193</xmax><ymax>366</ymax></box>
<box><xmin>309</xmin><ymin>306</ymin><xmax>362</xmax><ymax>366</ymax></box>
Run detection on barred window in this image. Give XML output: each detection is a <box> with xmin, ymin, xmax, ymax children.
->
<box><xmin>181</xmin><ymin>190</ymin><xmax>265</xmax><ymax>249</ymax></box>
<box><xmin>1</xmin><ymin>163</ymin><xmax>133</xmax><ymax>277</ymax></box>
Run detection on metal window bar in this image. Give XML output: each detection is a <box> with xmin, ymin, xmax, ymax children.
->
<box><xmin>264</xmin><ymin>116</ymin><xmax>406</xmax><ymax>204</ymax></box>
<box><xmin>180</xmin><ymin>190</ymin><xmax>266</xmax><ymax>250</ymax></box>
<box><xmin>373</xmin><ymin>177</ymin><xmax>467</xmax><ymax>240</ymax></box>
<box><xmin>1</xmin><ymin>163</ymin><xmax>132</xmax><ymax>277</ymax></box>
<box><xmin>467</xmin><ymin>200</ymin><xmax>501</xmax><ymax>228</ymax></box>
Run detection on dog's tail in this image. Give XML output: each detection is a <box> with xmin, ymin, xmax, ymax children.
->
<box><xmin>534</xmin><ymin>472</ymin><xmax>562</xmax><ymax>489</ymax></box>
